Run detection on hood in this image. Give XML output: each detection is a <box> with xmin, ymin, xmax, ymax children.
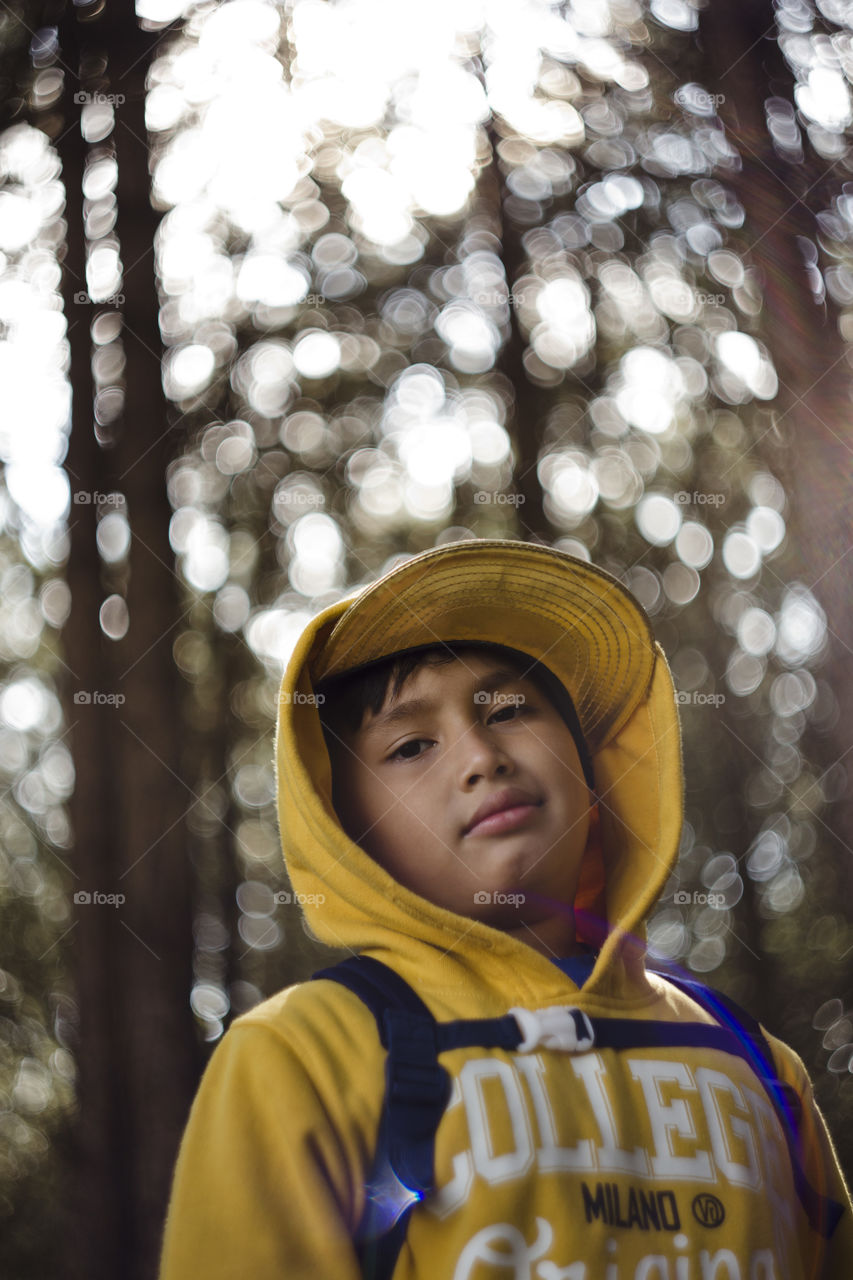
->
<box><xmin>274</xmin><ymin>589</ymin><xmax>684</xmax><ymax>1010</ymax></box>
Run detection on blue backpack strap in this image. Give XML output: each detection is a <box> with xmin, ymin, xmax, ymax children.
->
<box><xmin>311</xmin><ymin>956</ymin><xmax>450</xmax><ymax>1280</ymax></box>
<box><xmin>651</xmin><ymin>971</ymin><xmax>845</xmax><ymax>1239</ymax></box>
<box><xmin>313</xmin><ymin>957</ymin><xmax>452</xmax><ymax>1188</ymax></box>
<box><xmin>314</xmin><ymin>956</ymin><xmax>452</xmax><ymax>1192</ymax></box>
<box><xmin>312</xmin><ymin>954</ymin><xmax>434</xmax><ymax>1042</ymax></box>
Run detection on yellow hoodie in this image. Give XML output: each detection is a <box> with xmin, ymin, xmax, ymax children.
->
<box><xmin>159</xmin><ymin>586</ymin><xmax>853</xmax><ymax>1280</ymax></box>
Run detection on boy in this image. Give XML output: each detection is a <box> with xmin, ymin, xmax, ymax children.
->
<box><xmin>159</xmin><ymin>538</ymin><xmax>853</xmax><ymax>1279</ymax></box>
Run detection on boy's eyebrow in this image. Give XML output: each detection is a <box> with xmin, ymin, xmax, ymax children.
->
<box><xmin>361</xmin><ymin>697</ymin><xmax>435</xmax><ymax>735</ymax></box>
<box><xmin>360</xmin><ymin>667</ymin><xmax>529</xmax><ymax>736</ymax></box>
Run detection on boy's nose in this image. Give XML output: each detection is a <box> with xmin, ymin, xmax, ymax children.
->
<box><xmin>455</xmin><ymin>724</ymin><xmax>514</xmax><ymax>787</ymax></box>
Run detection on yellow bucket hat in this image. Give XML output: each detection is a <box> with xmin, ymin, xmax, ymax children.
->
<box><xmin>309</xmin><ymin>538</ymin><xmax>657</xmax><ymax>753</ymax></box>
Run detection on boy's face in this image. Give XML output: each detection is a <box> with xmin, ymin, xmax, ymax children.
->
<box><xmin>328</xmin><ymin>652</ymin><xmax>593</xmax><ymax>942</ymax></box>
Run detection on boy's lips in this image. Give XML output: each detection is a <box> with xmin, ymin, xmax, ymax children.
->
<box><xmin>463</xmin><ymin>787</ymin><xmax>542</xmax><ymax>837</ymax></box>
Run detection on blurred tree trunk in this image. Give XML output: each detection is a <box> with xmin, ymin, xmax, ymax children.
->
<box><xmin>60</xmin><ymin>2</ymin><xmax>199</xmax><ymax>1277</ymax></box>
<box><xmin>59</xmin><ymin>13</ymin><xmax>126</xmax><ymax>1273</ymax></box>
<box><xmin>700</xmin><ymin>1</ymin><xmax>853</xmax><ymax>905</ymax></box>
<box><xmin>484</xmin><ymin>123</ymin><xmax>550</xmax><ymax>541</ymax></box>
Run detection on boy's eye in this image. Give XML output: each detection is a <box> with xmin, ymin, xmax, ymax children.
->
<box><xmin>385</xmin><ymin>696</ymin><xmax>530</xmax><ymax>759</ymax></box>
<box><xmin>389</xmin><ymin>738</ymin><xmax>430</xmax><ymax>761</ymax></box>
<box><xmin>488</xmin><ymin>699</ymin><xmax>526</xmax><ymax>723</ymax></box>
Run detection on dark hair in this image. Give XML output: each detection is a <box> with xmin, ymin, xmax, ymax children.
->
<box><xmin>315</xmin><ymin>641</ymin><xmax>595</xmax><ymax>789</ymax></box>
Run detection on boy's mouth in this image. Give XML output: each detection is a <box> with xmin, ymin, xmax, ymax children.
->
<box><xmin>463</xmin><ymin>787</ymin><xmax>542</xmax><ymax>837</ymax></box>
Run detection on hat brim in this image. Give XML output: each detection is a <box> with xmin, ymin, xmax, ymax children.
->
<box><xmin>308</xmin><ymin>540</ymin><xmax>657</xmax><ymax>752</ymax></box>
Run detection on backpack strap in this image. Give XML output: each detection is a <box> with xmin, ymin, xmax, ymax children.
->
<box><xmin>312</xmin><ymin>956</ymin><xmax>844</xmax><ymax>1280</ymax></box>
<box><xmin>312</xmin><ymin>956</ymin><xmax>454</xmax><ymax>1194</ymax></box>
<box><xmin>650</xmin><ymin>970</ymin><xmax>844</xmax><ymax>1241</ymax></box>
<box><xmin>313</xmin><ymin>954</ymin><xmax>435</xmax><ymax>1039</ymax></box>
<box><xmin>312</xmin><ymin>957</ymin><xmax>451</xmax><ymax>1280</ymax></box>
<box><xmin>651</xmin><ymin>970</ymin><xmax>794</xmax><ymax>1107</ymax></box>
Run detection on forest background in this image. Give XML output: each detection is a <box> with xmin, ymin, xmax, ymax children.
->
<box><xmin>1</xmin><ymin>0</ymin><xmax>853</xmax><ymax>1276</ymax></box>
